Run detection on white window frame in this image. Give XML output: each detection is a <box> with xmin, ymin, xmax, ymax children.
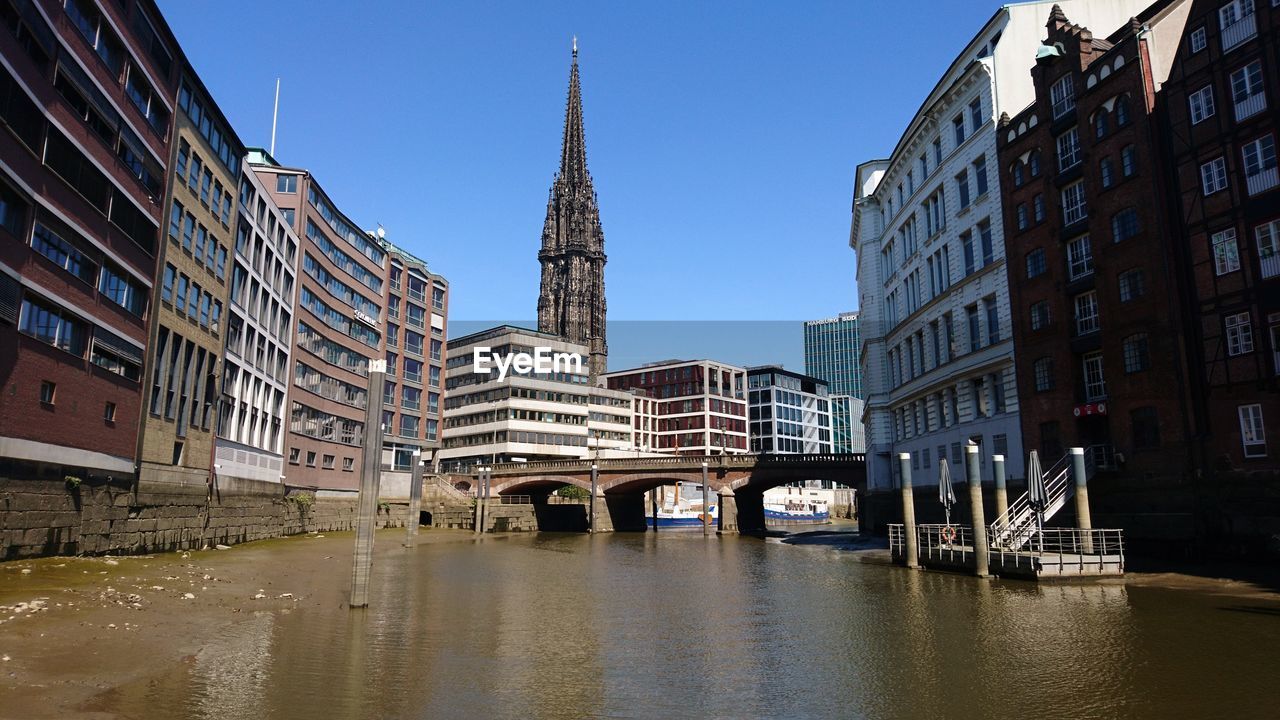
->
<box><xmin>1051</xmin><ymin>74</ymin><xmax>1076</xmax><ymax>119</ymax></box>
<box><xmin>1230</xmin><ymin>61</ymin><xmax>1266</xmax><ymax>120</ymax></box>
<box><xmin>1062</xmin><ymin>181</ymin><xmax>1088</xmax><ymax>225</ymax></box>
<box><xmin>1083</xmin><ymin>352</ymin><xmax>1107</xmax><ymax>401</ymax></box>
<box><xmin>1242</xmin><ymin>134</ymin><xmax>1277</xmax><ymax>195</ymax></box>
<box><xmin>1057</xmin><ymin>127</ymin><xmax>1081</xmax><ymax>171</ymax></box>
<box><xmin>1212</xmin><ymin>228</ymin><xmax>1241</xmax><ymax>275</ymax></box>
<box><xmin>1257</xmin><ymin>220</ymin><xmax>1280</xmax><ymax>279</ymax></box>
<box><xmin>1238</xmin><ymin>403</ymin><xmax>1266</xmax><ymax>458</ymax></box>
<box><xmin>1201</xmin><ymin>156</ymin><xmax>1228</xmax><ymax>195</ymax></box>
<box><xmin>1226</xmin><ymin>311</ymin><xmax>1254</xmax><ymax>356</ymax></box>
<box><xmin>1189</xmin><ymin>26</ymin><xmax>1207</xmax><ymax>53</ymax></box>
<box><xmin>1075</xmin><ymin>291</ymin><xmax>1100</xmax><ymax>336</ymax></box>
<box><xmin>1189</xmin><ymin>85</ymin><xmax>1216</xmax><ymax>124</ymax></box>
<box><xmin>1067</xmin><ymin>235</ymin><xmax>1094</xmax><ymax>280</ymax></box>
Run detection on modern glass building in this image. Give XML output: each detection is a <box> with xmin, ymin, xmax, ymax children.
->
<box><xmin>803</xmin><ymin>312</ymin><xmax>863</xmax><ymax>399</ymax></box>
<box><xmin>746</xmin><ymin>366</ymin><xmax>833</xmax><ymax>454</ymax></box>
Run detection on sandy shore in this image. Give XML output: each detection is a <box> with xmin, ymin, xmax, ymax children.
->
<box><xmin>2</xmin><ymin>528</ymin><xmax>1278</xmax><ymax>718</ymax></box>
<box><xmin>0</xmin><ymin>528</ymin><xmax>473</xmax><ymax>720</ymax></box>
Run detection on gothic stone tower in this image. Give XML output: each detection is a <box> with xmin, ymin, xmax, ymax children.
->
<box><xmin>537</xmin><ymin>41</ymin><xmax>607</xmax><ymax>378</ymax></box>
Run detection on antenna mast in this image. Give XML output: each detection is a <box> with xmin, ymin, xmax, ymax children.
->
<box><xmin>270</xmin><ymin>78</ymin><xmax>281</xmax><ymax>157</ymax></box>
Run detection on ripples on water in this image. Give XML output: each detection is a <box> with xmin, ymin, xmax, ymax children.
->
<box><xmin>111</xmin><ymin>532</ymin><xmax>1280</xmax><ymax>720</ymax></box>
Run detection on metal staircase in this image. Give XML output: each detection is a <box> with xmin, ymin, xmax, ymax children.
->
<box><xmin>989</xmin><ymin>452</ymin><xmax>1093</xmax><ymax>550</ymax></box>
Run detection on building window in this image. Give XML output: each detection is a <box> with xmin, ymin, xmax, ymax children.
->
<box><xmin>1030</xmin><ymin>301</ymin><xmax>1051</xmax><ymax>330</ymax></box>
<box><xmin>1115</xmin><ymin>97</ymin><xmax>1130</xmax><ymax>127</ymax></box>
<box><xmin>1033</xmin><ymin>194</ymin><xmax>1045</xmax><ymax>222</ymax></box>
<box><xmin>1016</xmin><ymin>204</ymin><xmax>1028</xmax><ymax>230</ymax></box>
<box><xmin>103</xmin><ymin>401</ymin><xmax>116</xmax><ymax>422</ymax></box>
<box><xmin>1083</xmin><ymin>352</ymin><xmax>1106</xmax><ymax>401</ymax></box>
<box><xmin>966</xmin><ymin>304</ymin><xmax>981</xmax><ymax>352</ymax></box>
<box><xmin>1257</xmin><ymin>220</ymin><xmax>1280</xmax><ymax>279</ymax></box>
<box><xmin>1026</xmin><ymin>248</ymin><xmax>1047</xmax><ymax>278</ymax></box>
<box><xmin>1013</xmin><ymin>162</ymin><xmax>1026</xmax><ymax>188</ymax></box>
<box><xmin>1057</xmin><ymin>127</ymin><xmax>1081</xmax><ymax>171</ymax></box>
<box><xmin>1132</xmin><ymin>407</ymin><xmax>1160</xmax><ymax>449</ymax></box>
<box><xmin>1122</xmin><ymin>333</ymin><xmax>1150</xmax><ymax>373</ymax></box>
<box><xmin>969</xmin><ymin>98</ymin><xmax>985</xmax><ymax>131</ymax></box>
<box><xmin>1121</xmin><ymin>145</ymin><xmax>1137</xmax><ymax>177</ymax></box>
<box><xmin>343</xmin><ymin>457</ymin><xmax>354</xmax><ymax>472</ymax></box>
<box><xmin>1219</xmin><ymin>0</ymin><xmax>1258</xmax><ymax>52</ymax></box>
<box><xmin>1075</xmin><ymin>291</ymin><xmax>1100</xmax><ymax>335</ymax></box>
<box><xmin>984</xmin><ymin>296</ymin><xmax>1000</xmax><ymax>343</ymax></box>
<box><xmin>1201</xmin><ymin>156</ymin><xmax>1228</xmax><ymax>195</ymax></box>
<box><xmin>20</xmin><ymin>297</ymin><xmax>87</xmax><ymax>356</ymax></box>
<box><xmin>31</xmin><ymin>223</ymin><xmax>97</xmax><ymax>285</ymax></box>
<box><xmin>305</xmin><ymin>451</ymin><xmax>317</xmax><ymax>467</ymax></box>
<box><xmin>1050</xmin><ymin>74</ymin><xmax>1075</xmax><ymax>119</ymax></box>
<box><xmin>956</xmin><ymin>171</ymin><xmax>971</xmax><ymax>209</ymax></box>
<box><xmin>1238</xmin><ymin>404</ymin><xmax>1266</xmax><ymax>458</ymax></box>
<box><xmin>1242</xmin><ymin>135</ymin><xmax>1277</xmax><ymax>195</ymax></box>
<box><xmin>1094</xmin><ymin>109</ymin><xmax>1109</xmax><ymax>139</ymax></box>
<box><xmin>1226</xmin><ymin>312</ymin><xmax>1254</xmax><ymax>355</ymax></box>
<box><xmin>289</xmin><ymin>447</ymin><xmax>300</xmax><ymax>464</ymax></box>
<box><xmin>1112</xmin><ymin>208</ymin><xmax>1140</xmax><ymax>242</ymax></box>
<box><xmin>953</xmin><ymin>114</ymin><xmax>966</xmax><ymax>146</ymax></box>
<box><xmin>322</xmin><ymin>454</ymin><xmax>335</xmax><ymax>470</ymax></box>
<box><xmin>973</xmin><ymin>155</ymin><xmax>988</xmax><ymax>196</ymax></box>
<box><xmin>1213</xmin><ymin>228</ymin><xmax>1241</xmax><ymax>275</ymax></box>
<box><xmin>1231</xmin><ymin>61</ymin><xmax>1266</xmax><ymax>121</ymax></box>
<box><xmin>1189</xmin><ymin>26</ymin><xmax>1207</xmax><ymax>53</ymax></box>
<box><xmin>1029</xmin><ymin>150</ymin><xmax>1041</xmax><ymax>176</ymax></box>
<box><xmin>1101</xmin><ymin>158</ymin><xmax>1115</xmax><ymax>188</ymax></box>
<box><xmin>276</xmin><ymin>175</ymin><xmax>298</xmax><ymax>193</ymax></box>
<box><xmin>1062</xmin><ymin>181</ymin><xmax>1087</xmax><ymax>225</ymax></box>
<box><xmin>1189</xmin><ymin>85</ymin><xmax>1216</xmax><ymax>124</ymax></box>
<box><xmin>39</xmin><ymin>380</ymin><xmax>55</xmax><ymax>405</ymax></box>
<box><xmin>1067</xmin><ymin>235</ymin><xmax>1093</xmax><ymax>280</ymax></box>
<box><xmin>1119</xmin><ymin>268</ymin><xmax>1146</xmax><ymax>302</ymax></box>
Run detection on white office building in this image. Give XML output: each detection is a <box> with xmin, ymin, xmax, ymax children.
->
<box><xmin>214</xmin><ymin>168</ymin><xmax>299</xmax><ymax>483</ymax></box>
<box><xmin>850</xmin><ymin>0</ymin><xmax>1151</xmax><ymax>507</ymax></box>
<box><xmin>746</xmin><ymin>366</ymin><xmax>833</xmax><ymax>454</ymax></box>
<box><xmin>439</xmin><ymin>326</ymin><xmax>643</xmax><ymax>472</ymax></box>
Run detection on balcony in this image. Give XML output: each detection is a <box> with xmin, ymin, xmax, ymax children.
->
<box><xmin>1220</xmin><ymin>13</ymin><xmax>1256</xmax><ymax>52</ymax></box>
<box><xmin>1235</xmin><ymin>92</ymin><xmax>1266</xmax><ymax>122</ymax></box>
<box><xmin>1260</xmin><ymin>251</ymin><xmax>1280</xmax><ymax>279</ymax></box>
<box><xmin>1246</xmin><ymin>167</ymin><xmax>1279</xmax><ymax>197</ymax></box>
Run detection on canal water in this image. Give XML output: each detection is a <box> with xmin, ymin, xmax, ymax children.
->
<box><xmin>96</xmin><ymin>531</ymin><xmax>1280</xmax><ymax>719</ymax></box>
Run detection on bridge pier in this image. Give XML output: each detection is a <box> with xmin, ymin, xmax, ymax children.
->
<box><xmin>717</xmin><ymin>487</ymin><xmax>738</xmax><ymax>534</ymax></box>
<box><xmin>591</xmin><ymin>490</ymin><xmax>614</xmax><ymax>533</ymax></box>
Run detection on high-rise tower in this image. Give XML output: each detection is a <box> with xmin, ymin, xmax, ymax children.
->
<box><xmin>537</xmin><ymin>40</ymin><xmax>608</xmax><ymax>378</ymax></box>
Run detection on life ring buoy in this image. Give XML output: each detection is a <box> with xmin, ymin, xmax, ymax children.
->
<box><xmin>941</xmin><ymin>525</ymin><xmax>957</xmax><ymax>544</ymax></box>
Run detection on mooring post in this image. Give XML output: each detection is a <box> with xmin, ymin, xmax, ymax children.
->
<box><xmin>589</xmin><ymin>463</ymin><xmax>598</xmax><ymax>533</ymax></box>
<box><xmin>897</xmin><ymin>453</ymin><xmax>919</xmax><ymax>569</ymax></box>
<box><xmin>701</xmin><ymin>461</ymin><xmax>710</xmax><ymax>536</ymax></box>
<box><xmin>1070</xmin><ymin>447</ymin><xmax>1093</xmax><ymax>553</ymax></box>
<box><xmin>472</xmin><ymin>467</ymin><xmax>482</xmax><ymax>535</ymax></box>
<box><xmin>349</xmin><ymin>359</ymin><xmax>387</xmax><ymax>608</ymax></box>
<box><xmin>650</xmin><ymin>489</ymin><xmax>659</xmax><ymax>532</ymax></box>
<box><xmin>993</xmin><ymin>454</ymin><xmax>1008</xmax><ymax>522</ymax></box>
<box><xmin>403</xmin><ymin>450</ymin><xmax>424</xmax><ymax>548</ymax></box>
<box><xmin>965</xmin><ymin>444</ymin><xmax>990</xmax><ymax>578</ymax></box>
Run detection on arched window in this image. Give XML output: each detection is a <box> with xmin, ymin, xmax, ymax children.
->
<box><xmin>1029</xmin><ymin>150</ymin><xmax>1042</xmax><ymax>176</ymax></box>
<box><xmin>1115</xmin><ymin>96</ymin><xmax>1131</xmax><ymax>126</ymax></box>
<box><xmin>1013</xmin><ymin>162</ymin><xmax>1026</xmax><ymax>187</ymax></box>
<box><xmin>1095</xmin><ymin>110</ymin><xmax>1110</xmax><ymax>139</ymax></box>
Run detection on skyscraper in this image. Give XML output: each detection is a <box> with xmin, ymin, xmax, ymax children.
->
<box><xmin>803</xmin><ymin>311</ymin><xmax>863</xmax><ymax>398</ymax></box>
<box><xmin>537</xmin><ymin>41</ymin><xmax>608</xmax><ymax>378</ymax></box>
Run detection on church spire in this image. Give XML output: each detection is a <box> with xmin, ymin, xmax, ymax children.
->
<box><xmin>538</xmin><ymin>41</ymin><xmax>608</xmax><ymax>378</ymax></box>
<box><xmin>559</xmin><ymin>38</ymin><xmax>590</xmax><ymax>189</ymax></box>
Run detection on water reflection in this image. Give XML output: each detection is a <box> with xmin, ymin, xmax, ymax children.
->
<box><xmin>113</xmin><ymin>533</ymin><xmax>1280</xmax><ymax>720</ymax></box>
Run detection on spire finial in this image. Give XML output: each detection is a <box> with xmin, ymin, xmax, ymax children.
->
<box><xmin>572</xmin><ymin>35</ymin><xmax>578</xmax><ymax>58</ymax></box>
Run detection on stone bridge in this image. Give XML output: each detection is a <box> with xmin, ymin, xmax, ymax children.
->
<box><xmin>453</xmin><ymin>453</ymin><xmax>866</xmax><ymax>534</ymax></box>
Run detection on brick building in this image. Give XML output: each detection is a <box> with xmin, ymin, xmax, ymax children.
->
<box><xmin>999</xmin><ymin>2</ymin><xmax>1198</xmax><ymax>487</ymax></box>
<box><xmin>1158</xmin><ymin>0</ymin><xmax>1279</xmax><ymax>474</ymax></box>
<box><xmin>1</xmin><ymin>0</ymin><xmax>176</xmax><ymax>479</ymax></box>
<box><xmin>249</xmin><ymin>151</ymin><xmax>386</xmax><ymax>491</ymax></box>
<box><xmin>603</xmin><ymin>360</ymin><xmax>749</xmax><ymax>455</ymax></box>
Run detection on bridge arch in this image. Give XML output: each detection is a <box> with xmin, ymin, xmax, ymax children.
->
<box><xmin>488</xmin><ymin>474</ymin><xmax>591</xmax><ymax>497</ymax></box>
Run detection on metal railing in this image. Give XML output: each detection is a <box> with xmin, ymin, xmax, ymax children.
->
<box><xmin>989</xmin><ymin>453</ymin><xmax>1073</xmax><ymax>549</ymax></box>
<box><xmin>1261</xmin><ymin>251</ymin><xmax>1280</xmax><ymax>280</ymax></box>
<box><xmin>1235</xmin><ymin>92</ymin><xmax>1266</xmax><ymax>122</ymax></box>
<box><xmin>486</xmin><ymin>452</ymin><xmax>866</xmax><ymax>474</ymax></box>
<box><xmin>495</xmin><ymin>495</ymin><xmax>532</xmax><ymax>505</ymax></box>
<box><xmin>1246</xmin><ymin>167</ymin><xmax>1278</xmax><ymax>197</ymax></box>
<box><xmin>890</xmin><ymin>523</ymin><xmax>1126</xmax><ymax>573</ymax></box>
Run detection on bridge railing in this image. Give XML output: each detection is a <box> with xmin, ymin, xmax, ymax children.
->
<box><xmin>485</xmin><ymin>452</ymin><xmax>866</xmax><ymax>475</ymax></box>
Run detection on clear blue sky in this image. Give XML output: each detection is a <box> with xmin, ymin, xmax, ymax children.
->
<box><xmin>158</xmin><ymin>0</ymin><xmax>989</xmax><ymax>324</ymax></box>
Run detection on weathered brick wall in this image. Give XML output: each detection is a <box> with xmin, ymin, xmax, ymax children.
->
<box><xmin>0</xmin><ymin>475</ymin><xmax>409</xmax><ymax>561</ymax></box>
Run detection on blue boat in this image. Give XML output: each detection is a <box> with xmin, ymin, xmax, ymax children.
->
<box><xmin>646</xmin><ymin>505</ymin><xmax>717</xmax><ymax>529</ymax></box>
<box><xmin>763</xmin><ymin>499</ymin><xmax>830</xmax><ymax>525</ymax></box>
